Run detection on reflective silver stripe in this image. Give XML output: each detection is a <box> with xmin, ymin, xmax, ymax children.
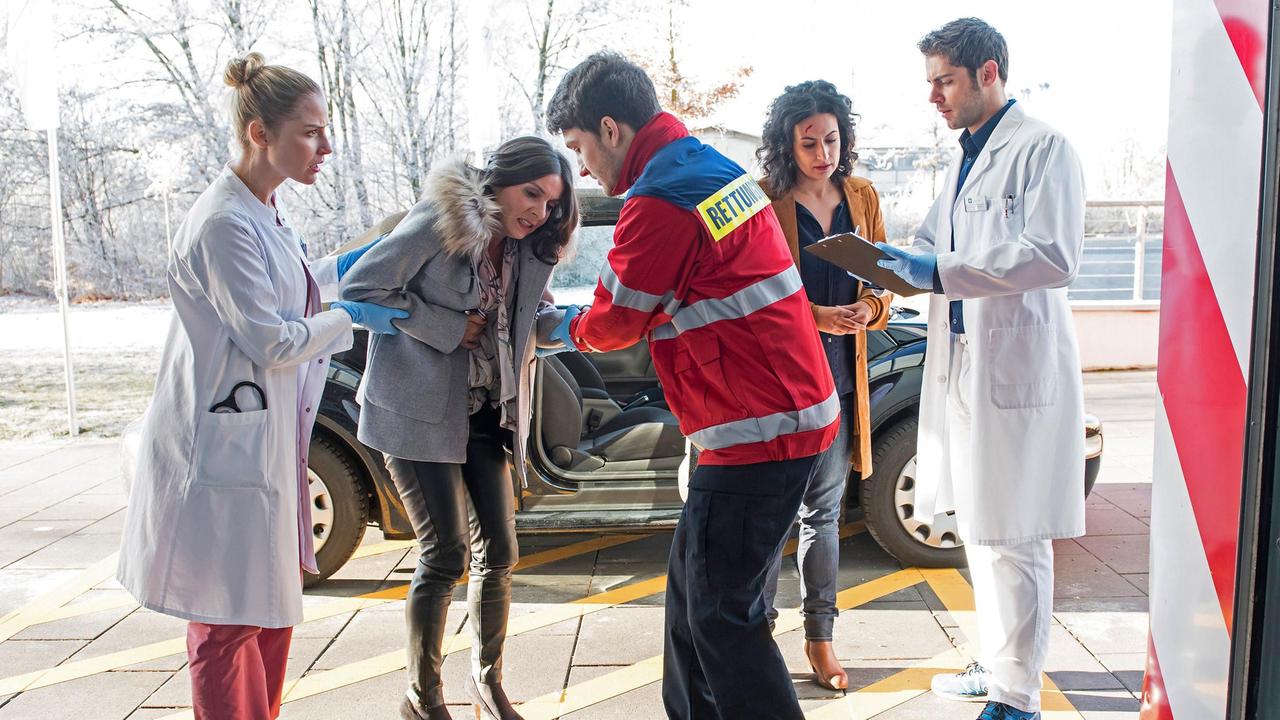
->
<box><xmin>600</xmin><ymin>263</ymin><xmax>682</xmax><ymax>316</ymax></box>
<box><xmin>651</xmin><ymin>266</ymin><xmax>803</xmax><ymax>341</ymax></box>
<box><xmin>689</xmin><ymin>390</ymin><xmax>840</xmax><ymax>451</ymax></box>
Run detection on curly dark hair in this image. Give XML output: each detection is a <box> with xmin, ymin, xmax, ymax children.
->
<box><xmin>757</xmin><ymin>80</ymin><xmax>859</xmax><ymax>197</ymax></box>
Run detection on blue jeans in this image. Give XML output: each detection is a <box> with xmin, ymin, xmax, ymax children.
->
<box><xmin>763</xmin><ymin>393</ymin><xmax>854</xmax><ymax>641</ymax></box>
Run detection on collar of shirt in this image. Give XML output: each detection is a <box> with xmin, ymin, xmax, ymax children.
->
<box><xmin>959</xmin><ymin>98</ymin><xmax>1016</xmax><ymax>160</ymax></box>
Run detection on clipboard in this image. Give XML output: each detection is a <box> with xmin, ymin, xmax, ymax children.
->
<box><xmin>802</xmin><ymin>232</ymin><xmax>929</xmax><ymax>296</ymax></box>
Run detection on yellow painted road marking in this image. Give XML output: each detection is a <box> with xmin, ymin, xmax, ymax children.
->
<box><xmin>37</xmin><ymin>595</ymin><xmax>136</xmax><ymax>624</ymax></box>
<box><xmin>0</xmin><ymin>533</ymin><xmax>647</xmax><ymax>696</ymax></box>
<box><xmin>805</xmin><ymin>648</ymin><xmax>969</xmax><ymax>720</ymax></box>
<box><xmin>346</xmin><ymin>539</ymin><xmax>415</xmax><ymax>561</ymax></box>
<box><xmin>0</xmin><ymin>553</ymin><xmax>119</xmax><ymax>644</ymax></box>
<box><xmin>806</xmin><ymin>567</ymin><xmax>1084</xmax><ymax>719</ymax></box>
<box><xmin>515</xmin><ymin>528</ymin><xmax>888</xmax><ymax>720</ymax></box>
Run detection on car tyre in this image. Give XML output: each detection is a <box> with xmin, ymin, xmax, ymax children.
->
<box><xmin>304</xmin><ymin>435</ymin><xmax>369</xmax><ymax>587</ymax></box>
<box><xmin>861</xmin><ymin>417</ymin><xmax>966</xmax><ymax>568</ymax></box>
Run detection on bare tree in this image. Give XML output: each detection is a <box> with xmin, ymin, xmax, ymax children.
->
<box><xmin>492</xmin><ymin>0</ymin><xmax>612</xmax><ymax>134</ymax></box>
<box><xmin>640</xmin><ymin>1</ymin><xmax>751</xmax><ymax>122</ymax></box>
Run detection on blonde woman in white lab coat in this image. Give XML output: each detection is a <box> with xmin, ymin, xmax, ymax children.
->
<box><xmin>117</xmin><ymin>53</ymin><xmax>405</xmax><ymax>720</ymax></box>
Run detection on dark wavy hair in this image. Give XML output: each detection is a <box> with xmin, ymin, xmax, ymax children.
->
<box><xmin>756</xmin><ymin>80</ymin><xmax>859</xmax><ymax>197</ymax></box>
<box><xmin>481</xmin><ymin>136</ymin><xmax>578</xmax><ymax>264</ymax></box>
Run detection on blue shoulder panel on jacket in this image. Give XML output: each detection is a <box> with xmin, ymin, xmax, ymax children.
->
<box><xmin>627</xmin><ymin>137</ymin><xmax>747</xmax><ymax>210</ymax></box>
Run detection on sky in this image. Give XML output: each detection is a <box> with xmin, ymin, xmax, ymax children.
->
<box><xmin>658</xmin><ymin>0</ymin><xmax>1173</xmax><ymax>193</ymax></box>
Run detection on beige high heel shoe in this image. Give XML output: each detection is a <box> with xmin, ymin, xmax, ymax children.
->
<box><xmin>805</xmin><ymin>639</ymin><xmax>849</xmax><ymax>691</ymax></box>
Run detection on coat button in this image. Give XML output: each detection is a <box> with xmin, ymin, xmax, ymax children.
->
<box><xmin>937</xmin><ymin>375</ymin><xmax>947</xmax><ymax>384</ymax></box>
<box><xmin>305</xmin><ymin>407</ymin><xmax>312</xmax><ymax>413</ymax></box>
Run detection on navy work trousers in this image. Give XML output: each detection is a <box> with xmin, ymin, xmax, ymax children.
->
<box><xmin>662</xmin><ymin>454</ymin><xmax>819</xmax><ymax>720</ymax></box>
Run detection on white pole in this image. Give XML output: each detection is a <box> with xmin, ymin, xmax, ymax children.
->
<box><xmin>163</xmin><ymin>190</ymin><xmax>173</xmax><ymax>260</ymax></box>
<box><xmin>47</xmin><ymin>127</ymin><xmax>78</xmax><ymax>436</ymax></box>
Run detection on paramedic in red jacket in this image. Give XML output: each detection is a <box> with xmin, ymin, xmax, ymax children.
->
<box><xmin>546</xmin><ymin>51</ymin><xmax>839</xmax><ymax>720</ymax></box>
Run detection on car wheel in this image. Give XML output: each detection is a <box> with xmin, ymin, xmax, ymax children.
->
<box><xmin>303</xmin><ymin>435</ymin><xmax>370</xmax><ymax>587</ymax></box>
<box><xmin>861</xmin><ymin>417</ymin><xmax>966</xmax><ymax>568</ymax></box>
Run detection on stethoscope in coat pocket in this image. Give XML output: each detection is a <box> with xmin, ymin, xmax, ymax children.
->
<box><xmin>210</xmin><ymin>381</ymin><xmax>268</xmax><ymax>413</ymax></box>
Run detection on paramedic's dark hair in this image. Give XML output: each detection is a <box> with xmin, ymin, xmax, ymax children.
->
<box><xmin>918</xmin><ymin>17</ymin><xmax>1009</xmax><ymax>85</ymax></box>
<box><xmin>545</xmin><ymin>51</ymin><xmax>662</xmax><ymax>135</ymax></box>
<box><xmin>757</xmin><ymin>80</ymin><xmax>859</xmax><ymax>197</ymax></box>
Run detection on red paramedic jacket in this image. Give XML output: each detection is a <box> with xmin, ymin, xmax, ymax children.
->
<box><xmin>568</xmin><ymin>113</ymin><xmax>839</xmax><ymax>466</ymax></box>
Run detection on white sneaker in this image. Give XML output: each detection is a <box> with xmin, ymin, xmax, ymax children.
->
<box><xmin>931</xmin><ymin>662</ymin><xmax>990</xmax><ymax>702</ymax></box>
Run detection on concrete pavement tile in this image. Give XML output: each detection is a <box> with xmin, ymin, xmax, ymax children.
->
<box><xmin>1054</xmin><ymin>550</ymin><xmax>1145</xmax><ymax>599</ymax></box>
<box><xmin>0</xmin><ymin>668</ymin><xmax>169</xmax><ymax>720</ymax></box>
<box><xmin>572</xmin><ymin>607</ymin><xmax>664</xmax><ymax>665</ymax></box>
<box><xmin>127</xmin><ymin>709</ymin><xmax>183</xmax><ymax>719</ymax></box>
<box><xmin>510</xmin><ymin>572</ymin><xmax>595</xmax><ymax>604</ymax></box>
<box><xmin>1084</xmin><ymin>502</ymin><xmax>1151</xmax><ymax>536</ymax></box>
<box><xmin>74</xmin><ymin>508</ymin><xmax>128</xmax><ymax>535</ymax></box>
<box><xmin>1095</xmin><ymin>652</ymin><xmax>1145</xmax><ymax>695</ymax></box>
<box><xmin>292</xmin><ymin>607</ymin><xmax>359</xmax><ymax>639</ymax></box>
<box><xmin>594</xmin><ymin>532</ymin><xmax>674</xmax><ymax>564</ymax></box>
<box><xmin>0</xmin><ymin>639</ymin><xmax>85</xmax><ymax>675</ymax></box>
<box><xmin>441</xmin><ymin>631</ymin><xmax>574</xmax><ymax>704</ymax></box>
<box><xmin>1055</xmin><ymin>602</ymin><xmax>1149</xmax><ymax>656</ymax></box>
<box><xmin>1044</xmin><ymin>626</ymin><xmax>1124</xmax><ymax>691</ymax></box>
<box><xmin>67</xmin><ymin>610</ymin><xmax>190</xmax><ymax>671</ymax></box>
<box><xmin>866</xmin><ymin>687</ymin><xmax>986</xmax><ymax>718</ymax></box>
<box><xmin>0</xmin><ymin>443</ymin><xmax>109</xmax><ymax>486</ymax></box>
<box><xmin>0</xmin><ymin>568</ymin><xmax>81</xmax><ymax>618</ymax></box>
<box><xmin>283</xmin><ymin>666</ymin><xmax>444</xmax><ymax>719</ymax></box>
<box><xmin>310</xmin><ymin>604</ymin><xmax>418</xmax><ymax>670</ymax></box>
<box><xmin>830</xmin><ymin>604</ymin><xmax>954</xmax><ymax>661</ymax></box>
<box><xmin>557</xmin><ymin>663</ymin><xmax>665</xmax><ymax>720</ymax></box>
<box><xmin>1123</xmin><ymin>573</ymin><xmax>1149</xmax><ymax>595</ymax></box>
<box><xmin>24</xmin><ymin>493</ymin><xmax>126</xmax><ymax>522</ymax></box>
<box><xmin>12</xmin><ymin>590</ymin><xmax>134</xmax><ymax>640</ymax></box>
<box><xmin>1076</xmin><ymin>534</ymin><xmax>1149</xmax><ymax>576</ymax></box>
<box><xmin>0</xmin><ymin>506</ymin><xmax>34</xmax><ymax>530</ymax></box>
<box><xmin>1054</xmin><ymin>538</ymin><xmax>1090</xmax><ymax>555</ymax></box>
<box><xmin>0</xmin><ymin>520</ymin><xmax>91</xmax><ymax>566</ymax></box>
<box><xmin>0</xmin><ymin>442</ymin><xmax>70</xmax><ymax>473</ymax></box>
<box><xmin>8</xmin><ymin>530</ymin><xmax>123</xmax><ymax>570</ymax></box>
<box><xmin>1066</xmin><ymin>689</ymin><xmax>1141</xmax><ymax>717</ymax></box>
<box><xmin>1090</xmin><ymin>484</ymin><xmax>1151</xmax><ymax>519</ymax></box>
<box><xmin>507</xmin><ymin>603</ymin><xmax>581</xmax><ymax>636</ymax></box>
<box><xmin>323</xmin><ymin>545</ymin><xmax>406</xmax><ymax>585</ymax></box>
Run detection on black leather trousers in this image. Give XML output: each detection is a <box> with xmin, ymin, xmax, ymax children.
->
<box><xmin>384</xmin><ymin>406</ymin><xmax>518</xmax><ymax>711</ymax></box>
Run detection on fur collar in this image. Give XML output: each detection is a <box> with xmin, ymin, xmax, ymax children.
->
<box><xmin>425</xmin><ymin>159</ymin><xmax>502</xmax><ymax>264</ymax></box>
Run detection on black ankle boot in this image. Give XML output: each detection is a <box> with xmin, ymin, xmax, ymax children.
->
<box><xmin>465</xmin><ymin>675</ymin><xmax>524</xmax><ymax>720</ymax></box>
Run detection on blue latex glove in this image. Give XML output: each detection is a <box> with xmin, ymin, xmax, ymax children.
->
<box><xmin>542</xmin><ymin>305</ymin><xmax>582</xmax><ymax>355</ymax></box>
<box><xmin>336</xmin><ymin>234</ymin><xmax>386</xmax><ymax>280</ymax></box>
<box><xmin>875</xmin><ymin>242</ymin><xmax>937</xmax><ymax>290</ymax></box>
<box><xmin>331</xmin><ymin>300</ymin><xmax>408</xmax><ymax>335</ymax></box>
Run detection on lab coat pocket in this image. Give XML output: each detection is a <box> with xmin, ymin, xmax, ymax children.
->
<box><xmin>192</xmin><ymin>409</ymin><xmax>273</xmax><ymax>489</ymax></box>
<box><xmin>987</xmin><ymin>324</ymin><xmax>1058</xmax><ymax>409</ymax></box>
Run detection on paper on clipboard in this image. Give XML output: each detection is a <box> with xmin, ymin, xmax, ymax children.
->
<box><xmin>802</xmin><ymin>232</ymin><xmax>929</xmax><ymax>296</ymax></box>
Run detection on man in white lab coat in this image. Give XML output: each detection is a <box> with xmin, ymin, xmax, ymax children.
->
<box><xmin>875</xmin><ymin>18</ymin><xmax>1086</xmax><ymax>720</ymax></box>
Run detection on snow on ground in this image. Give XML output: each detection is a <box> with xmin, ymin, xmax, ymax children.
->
<box><xmin>0</xmin><ymin>296</ymin><xmax>172</xmax><ymax>353</ymax></box>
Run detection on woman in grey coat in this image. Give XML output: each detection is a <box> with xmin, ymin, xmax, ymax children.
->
<box><xmin>340</xmin><ymin>136</ymin><xmax>578</xmax><ymax>720</ymax></box>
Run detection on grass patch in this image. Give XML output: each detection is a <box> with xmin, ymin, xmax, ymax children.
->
<box><xmin>0</xmin><ymin>349</ymin><xmax>160</xmax><ymax>440</ymax></box>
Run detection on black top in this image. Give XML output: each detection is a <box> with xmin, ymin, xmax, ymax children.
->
<box><xmin>796</xmin><ymin>198</ymin><xmax>857</xmax><ymax>395</ymax></box>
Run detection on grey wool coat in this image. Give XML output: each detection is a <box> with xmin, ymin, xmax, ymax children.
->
<box><xmin>340</xmin><ymin>160</ymin><xmax>569</xmax><ymax>481</ymax></box>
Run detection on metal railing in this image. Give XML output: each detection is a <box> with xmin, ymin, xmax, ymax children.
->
<box><xmin>1069</xmin><ymin>200</ymin><xmax>1164</xmax><ymax>306</ymax></box>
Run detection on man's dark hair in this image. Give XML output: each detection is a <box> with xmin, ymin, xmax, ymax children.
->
<box><xmin>545</xmin><ymin>51</ymin><xmax>662</xmax><ymax>135</ymax></box>
<box><xmin>918</xmin><ymin>17</ymin><xmax>1009</xmax><ymax>85</ymax></box>
<box><xmin>757</xmin><ymin>80</ymin><xmax>859</xmax><ymax>197</ymax></box>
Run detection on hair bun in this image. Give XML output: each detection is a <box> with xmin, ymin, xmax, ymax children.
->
<box><xmin>223</xmin><ymin>52</ymin><xmax>266</xmax><ymax>88</ymax></box>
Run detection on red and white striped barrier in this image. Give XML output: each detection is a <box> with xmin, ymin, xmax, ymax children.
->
<box><xmin>1142</xmin><ymin>0</ymin><xmax>1268</xmax><ymax>716</ymax></box>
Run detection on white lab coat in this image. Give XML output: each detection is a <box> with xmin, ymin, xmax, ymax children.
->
<box><xmin>117</xmin><ymin>166</ymin><xmax>354</xmax><ymax>628</ymax></box>
<box><xmin>911</xmin><ymin>103</ymin><xmax>1086</xmax><ymax>545</ymax></box>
